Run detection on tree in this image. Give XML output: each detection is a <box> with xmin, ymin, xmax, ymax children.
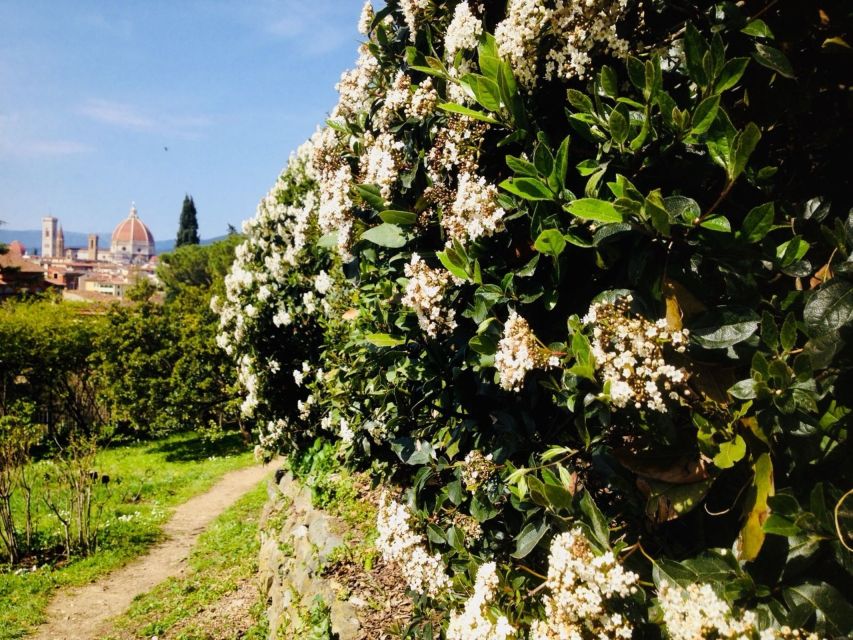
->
<box><xmin>175</xmin><ymin>195</ymin><xmax>199</xmax><ymax>247</ymax></box>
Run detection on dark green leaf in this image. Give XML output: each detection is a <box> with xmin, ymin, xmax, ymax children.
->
<box><xmin>691</xmin><ymin>95</ymin><xmax>720</xmax><ymax>135</ymax></box>
<box><xmin>506</xmin><ymin>155</ymin><xmax>539</xmax><ymax>177</ymax></box>
<box><xmin>742</xmin><ymin>19</ymin><xmax>774</xmax><ymax>39</ymax></box>
<box><xmin>714</xmin><ymin>57</ymin><xmax>750</xmax><ymax>93</ymax></box>
<box><xmin>365</xmin><ymin>333</ymin><xmax>404</xmax><ymax>347</ymax></box>
<box><xmin>804</xmin><ymin>280</ymin><xmax>853</xmax><ymax>337</ymax></box>
<box><xmin>740</xmin><ymin>202</ymin><xmax>775</xmax><ymax>242</ymax></box>
<box><xmin>437</xmin><ymin>102</ymin><xmax>501</xmax><ymax>125</ymax></box>
<box><xmin>700</xmin><ymin>215</ymin><xmax>732</xmax><ymax>233</ymax></box>
<box><xmin>565</xmin><ymin>198</ymin><xmax>625</xmax><ymax>223</ymax></box>
<box><xmin>355</xmin><ymin>184</ymin><xmax>387</xmax><ymax>211</ymax></box>
<box><xmin>690</xmin><ymin>306</ymin><xmax>760</xmax><ymax>349</ymax></box>
<box><xmin>534</xmin><ymin>229</ymin><xmax>567</xmax><ymax>257</ymax></box>
<box><xmin>361</xmin><ymin>223</ymin><xmax>407</xmax><ymax>248</ymax></box>
<box><xmin>379</xmin><ymin>210</ymin><xmax>417</xmax><ymax>225</ymax></box>
<box><xmin>500</xmin><ymin>177</ymin><xmax>554</xmax><ymax>201</ymax></box>
<box><xmin>511</xmin><ymin>519</ymin><xmax>549</xmax><ymax>559</ymax></box>
<box><xmin>753</xmin><ymin>43</ymin><xmax>796</xmax><ymax>79</ymax></box>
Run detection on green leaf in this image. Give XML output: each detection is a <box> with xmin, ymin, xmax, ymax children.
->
<box><xmin>379</xmin><ymin>210</ymin><xmax>417</xmax><ymax>225</ymax></box>
<box><xmin>643</xmin><ymin>479</ymin><xmax>714</xmax><ymax>522</ymax></box>
<box><xmin>699</xmin><ymin>215</ymin><xmax>732</xmax><ymax>233</ymax></box>
<box><xmin>740</xmin><ymin>202</ymin><xmax>775</xmax><ymax>242</ymax></box>
<box><xmin>729</xmin><ymin>378</ymin><xmax>759</xmax><ymax>400</ymax></box>
<box><xmin>804</xmin><ymin>280</ymin><xmax>853</xmax><ymax>337</ymax></box>
<box><xmin>565</xmin><ymin>198</ymin><xmax>625</xmax><ymax>223</ymax></box>
<box><xmin>753</xmin><ymin>43</ymin><xmax>796</xmax><ymax>79</ymax></box>
<box><xmin>690</xmin><ymin>306</ymin><xmax>760</xmax><ymax>349</ymax></box>
<box><xmin>317</xmin><ymin>230</ymin><xmax>339</xmax><ymax>249</ymax></box>
<box><xmin>511</xmin><ymin>519</ymin><xmax>549</xmax><ymax>559</ymax></box>
<box><xmin>736</xmin><ymin>453</ymin><xmax>773</xmax><ymax>561</ymax></box>
<box><xmin>355</xmin><ymin>184</ymin><xmax>387</xmax><ymax>211</ymax></box>
<box><xmin>567</xmin><ymin>89</ymin><xmax>593</xmax><ymax>113</ymax></box>
<box><xmin>436</xmin><ymin>249</ymin><xmax>469</xmax><ymax>281</ymax></box>
<box><xmin>785</xmin><ymin>582</ymin><xmax>853</xmax><ymax>637</ymax></box>
<box><xmin>553</xmin><ymin>135</ymin><xmax>571</xmax><ymax>189</ymax></box>
<box><xmin>600</xmin><ymin>65</ymin><xmax>618</xmax><ymax>97</ymax></box>
<box><xmin>499</xmin><ymin>177</ymin><xmax>553</xmax><ymax>201</ymax></box>
<box><xmin>579</xmin><ymin>492</ymin><xmax>610</xmax><ymax>549</ymax></box>
<box><xmin>437</xmin><ymin>102</ymin><xmax>501</xmax><ymax>125</ymax></box>
<box><xmin>731</xmin><ymin>122</ymin><xmax>762</xmax><ymax>180</ymax></box>
<box><xmin>691</xmin><ymin>95</ymin><xmax>720</xmax><ymax>135</ymax></box>
<box><xmin>506</xmin><ymin>155</ymin><xmax>538</xmax><ymax>177</ymax></box>
<box><xmin>361</xmin><ymin>223</ymin><xmax>406</xmax><ymax>248</ymax></box>
<box><xmin>665</xmin><ymin>196</ymin><xmax>701</xmax><ymax>223</ymax></box>
<box><xmin>714</xmin><ymin>57</ymin><xmax>750</xmax><ymax>93</ymax></box>
<box><xmin>714</xmin><ymin>435</ymin><xmax>747</xmax><ymax>469</ymax></box>
<box><xmin>741</xmin><ymin>19</ymin><xmax>774</xmax><ymax>39</ymax></box>
<box><xmin>781</xmin><ymin>313</ymin><xmax>798</xmax><ymax>351</ymax></box>
<box><xmin>684</xmin><ymin>23</ymin><xmax>710</xmax><ymax>86</ymax></box>
<box><xmin>365</xmin><ymin>333</ymin><xmax>404</xmax><ymax>347</ymax></box>
<box><xmin>534</xmin><ymin>229</ymin><xmax>567</xmax><ymax>258</ymax></box>
<box><xmin>609</xmin><ymin>108</ymin><xmax>629</xmax><ymax>145</ymax></box>
<box><xmin>462</xmin><ymin>73</ymin><xmax>502</xmax><ymax>112</ymax></box>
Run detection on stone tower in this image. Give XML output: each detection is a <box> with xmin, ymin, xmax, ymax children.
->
<box><xmin>41</xmin><ymin>216</ymin><xmax>59</xmax><ymax>258</ymax></box>
<box><xmin>88</xmin><ymin>234</ymin><xmax>99</xmax><ymax>262</ymax></box>
<box><xmin>56</xmin><ymin>224</ymin><xmax>65</xmax><ymax>257</ymax></box>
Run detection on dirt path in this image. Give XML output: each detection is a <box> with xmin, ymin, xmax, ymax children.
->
<box><xmin>33</xmin><ymin>461</ymin><xmax>279</xmax><ymax>640</ymax></box>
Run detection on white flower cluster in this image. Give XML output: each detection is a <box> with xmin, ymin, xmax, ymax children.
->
<box><xmin>358</xmin><ymin>0</ymin><xmax>374</xmax><ymax>35</ymax></box>
<box><xmin>376</xmin><ymin>72</ymin><xmax>438</xmax><ymax>130</ymax></box>
<box><xmin>494</xmin><ymin>0</ymin><xmax>550</xmax><ymax>90</ymax></box>
<box><xmin>443</xmin><ymin>172</ymin><xmax>506</xmax><ymax>245</ymax></box>
<box><xmin>495</xmin><ymin>311</ymin><xmax>552</xmax><ymax>392</ymax></box>
<box><xmin>658</xmin><ymin>580</ymin><xmax>757</xmax><ymax>640</ymax></box>
<box><xmin>531</xmin><ymin>528</ymin><xmax>639</xmax><ymax>640</ymax></box>
<box><xmin>258</xmin><ymin>418</ymin><xmax>289</xmax><ymax>451</ymax></box>
<box><xmin>426</xmin><ymin>115</ymin><xmax>488</xmax><ymax>183</ymax></box>
<box><xmin>400</xmin><ymin>0</ymin><xmax>430</xmax><ymax>40</ymax></box>
<box><xmin>495</xmin><ymin>0</ymin><xmax>631</xmax><ymax>90</ymax></box>
<box><xmin>447</xmin><ymin>562</ymin><xmax>517</xmax><ymax>640</ymax></box>
<box><xmin>313</xmin><ymin>128</ymin><xmax>355</xmax><ymax>256</ymax></box>
<box><xmin>375</xmin><ymin>494</ymin><xmax>451</xmax><ymax>597</ymax></box>
<box><xmin>583</xmin><ymin>296</ymin><xmax>689</xmax><ymax>412</ymax></box>
<box><xmin>360</xmin><ymin>131</ymin><xmax>405</xmax><ymax>200</ymax></box>
<box><xmin>461</xmin><ymin>450</ymin><xmax>497</xmax><ymax>491</ymax></box>
<box><xmin>546</xmin><ymin>0</ymin><xmax>629</xmax><ymax>81</ymax></box>
<box><xmin>407</xmin><ymin>78</ymin><xmax>438</xmax><ymax>119</ymax></box>
<box><xmin>333</xmin><ymin>44</ymin><xmax>381</xmax><ymax>120</ymax></box>
<box><xmin>444</xmin><ymin>2</ymin><xmax>483</xmax><ymax>62</ymax></box>
<box><xmin>401</xmin><ymin>253</ymin><xmax>458</xmax><ymax>337</ymax></box>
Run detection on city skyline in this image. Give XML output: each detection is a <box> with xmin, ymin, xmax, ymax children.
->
<box><xmin>0</xmin><ymin>0</ymin><xmax>364</xmax><ymax>240</ymax></box>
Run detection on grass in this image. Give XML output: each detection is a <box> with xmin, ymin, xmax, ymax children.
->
<box><xmin>104</xmin><ymin>481</ymin><xmax>269</xmax><ymax>640</ymax></box>
<box><xmin>0</xmin><ymin>432</ymin><xmax>254</xmax><ymax>640</ymax></box>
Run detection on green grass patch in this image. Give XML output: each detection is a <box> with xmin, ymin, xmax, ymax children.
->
<box><xmin>0</xmin><ymin>432</ymin><xmax>254</xmax><ymax>640</ymax></box>
<box><xmin>105</xmin><ymin>480</ymin><xmax>269</xmax><ymax>640</ymax></box>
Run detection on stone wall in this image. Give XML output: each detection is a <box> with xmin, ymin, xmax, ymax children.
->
<box><xmin>257</xmin><ymin>470</ymin><xmax>362</xmax><ymax>640</ymax></box>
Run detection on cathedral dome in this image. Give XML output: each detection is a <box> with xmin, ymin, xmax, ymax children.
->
<box><xmin>111</xmin><ymin>204</ymin><xmax>155</xmax><ymax>262</ymax></box>
<box><xmin>112</xmin><ymin>204</ymin><xmax>155</xmax><ymax>245</ymax></box>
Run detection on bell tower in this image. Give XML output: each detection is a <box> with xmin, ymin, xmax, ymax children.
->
<box><xmin>88</xmin><ymin>234</ymin><xmax>99</xmax><ymax>262</ymax></box>
<box><xmin>41</xmin><ymin>216</ymin><xmax>58</xmax><ymax>258</ymax></box>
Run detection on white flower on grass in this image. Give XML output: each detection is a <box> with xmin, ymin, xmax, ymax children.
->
<box><xmin>494</xmin><ymin>311</ymin><xmax>552</xmax><ymax>392</ymax></box>
<box><xmin>531</xmin><ymin>528</ymin><xmax>639</xmax><ymax>640</ymax></box>
<box><xmin>447</xmin><ymin>562</ymin><xmax>517</xmax><ymax>640</ymax></box>
<box><xmin>445</xmin><ymin>2</ymin><xmax>484</xmax><ymax>62</ymax></box>
<box><xmin>376</xmin><ymin>494</ymin><xmax>451</xmax><ymax>598</ymax></box>
<box><xmin>443</xmin><ymin>172</ymin><xmax>506</xmax><ymax>245</ymax></box>
<box><xmin>658</xmin><ymin>580</ymin><xmax>758</xmax><ymax>640</ymax></box>
<box><xmin>583</xmin><ymin>296</ymin><xmax>690</xmax><ymax>412</ymax></box>
<box><xmin>402</xmin><ymin>253</ymin><xmax>459</xmax><ymax>337</ymax></box>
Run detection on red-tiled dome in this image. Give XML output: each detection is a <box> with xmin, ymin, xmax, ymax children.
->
<box><xmin>112</xmin><ymin>204</ymin><xmax>154</xmax><ymax>245</ymax></box>
<box><xmin>8</xmin><ymin>240</ymin><xmax>26</xmax><ymax>255</ymax></box>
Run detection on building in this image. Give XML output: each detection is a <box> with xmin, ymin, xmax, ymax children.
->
<box><xmin>0</xmin><ymin>242</ymin><xmax>57</xmax><ymax>299</ymax></box>
<box><xmin>41</xmin><ymin>216</ymin><xmax>65</xmax><ymax>258</ymax></box>
<box><xmin>110</xmin><ymin>204</ymin><xmax>155</xmax><ymax>263</ymax></box>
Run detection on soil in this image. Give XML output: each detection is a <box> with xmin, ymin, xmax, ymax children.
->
<box><xmin>32</xmin><ymin>461</ymin><xmax>278</xmax><ymax>640</ymax></box>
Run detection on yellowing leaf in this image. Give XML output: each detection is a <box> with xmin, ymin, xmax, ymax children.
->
<box><xmin>737</xmin><ymin>453</ymin><xmax>774</xmax><ymax>561</ymax></box>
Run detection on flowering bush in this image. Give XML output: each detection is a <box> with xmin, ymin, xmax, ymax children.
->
<box><xmin>219</xmin><ymin>0</ymin><xmax>852</xmax><ymax>637</ymax></box>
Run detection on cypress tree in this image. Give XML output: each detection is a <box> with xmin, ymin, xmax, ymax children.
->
<box><xmin>176</xmin><ymin>195</ymin><xmax>200</xmax><ymax>247</ymax></box>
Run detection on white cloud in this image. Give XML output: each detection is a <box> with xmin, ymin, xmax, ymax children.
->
<box><xmin>0</xmin><ymin>113</ymin><xmax>93</xmax><ymax>158</ymax></box>
<box><xmin>78</xmin><ymin>99</ymin><xmax>213</xmax><ymax>139</ymax></box>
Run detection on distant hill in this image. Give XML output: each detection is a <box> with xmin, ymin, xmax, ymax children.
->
<box><xmin>0</xmin><ymin>229</ymin><xmax>229</xmax><ymax>255</ymax></box>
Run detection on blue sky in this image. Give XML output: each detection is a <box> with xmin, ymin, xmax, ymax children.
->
<box><xmin>0</xmin><ymin>0</ymin><xmax>363</xmax><ymax>240</ymax></box>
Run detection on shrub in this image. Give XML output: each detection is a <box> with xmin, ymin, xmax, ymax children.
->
<box><xmin>218</xmin><ymin>1</ymin><xmax>852</xmax><ymax>637</ymax></box>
